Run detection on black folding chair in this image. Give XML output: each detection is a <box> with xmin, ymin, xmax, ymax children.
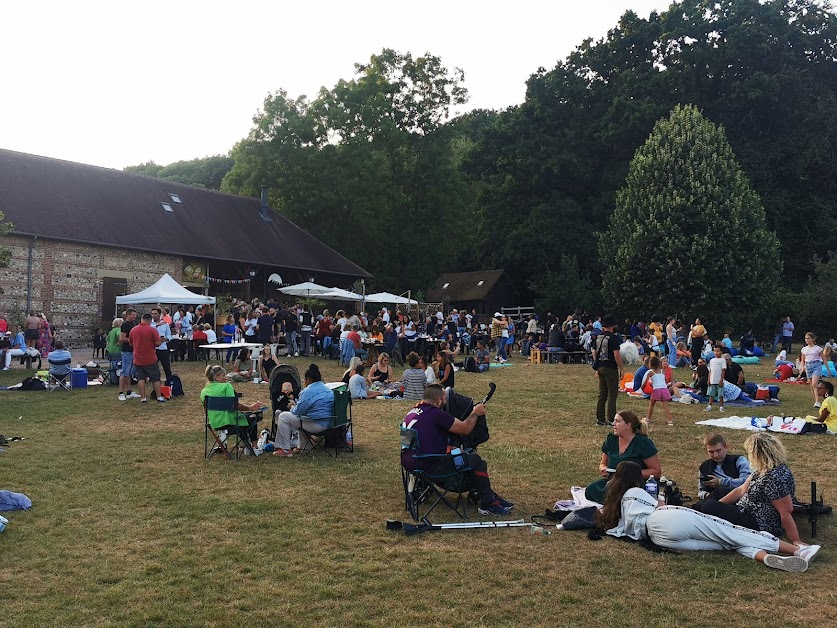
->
<box><xmin>298</xmin><ymin>388</ymin><xmax>353</xmax><ymax>456</ymax></box>
<box><xmin>400</xmin><ymin>426</ymin><xmax>473</xmax><ymax>523</ymax></box>
<box><xmin>203</xmin><ymin>396</ymin><xmax>264</xmax><ymax>460</ymax></box>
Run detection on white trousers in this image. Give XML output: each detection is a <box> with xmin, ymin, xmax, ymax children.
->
<box><xmin>647</xmin><ymin>506</ymin><xmax>780</xmax><ymax>559</ymax></box>
<box><xmin>5</xmin><ymin>348</ymin><xmax>40</xmax><ymax>368</ymax></box>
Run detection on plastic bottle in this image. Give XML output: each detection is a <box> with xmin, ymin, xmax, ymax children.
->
<box><xmin>645</xmin><ymin>475</ymin><xmax>658</xmax><ymax>500</ymax></box>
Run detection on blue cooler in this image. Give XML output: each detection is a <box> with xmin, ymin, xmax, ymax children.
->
<box><xmin>70</xmin><ymin>368</ymin><xmax>88</xmax><ymax>389</ymax></box>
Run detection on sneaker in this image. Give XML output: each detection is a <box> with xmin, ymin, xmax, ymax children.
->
<box><xmin>494</xmin><ymin>494</ymin><xmax>514</xmax><ymax>509</ymax></box>
<box><xmin>140</xmin><ymin>397</ymin><xmax>148</xmax><ymax>403</ymax></box>
<box><xmin>118</xmin><ymin>393</ymin><xmax>127</xmax><ymax>401</ymax></box>
<box><xmin>272</xmin><ymin>448</ymin><xmax>294</xmax><ymax>457</ymax></box>
<box><xmin>704</xmin><ymin>405</ymin><xmax>713</xmax><ymax>411</ymax></box>
<box><xmin>595</xmin><ymin>420</ymin><xmax>607</xmax><ymax>427</ymax></box>
<box><xmin>126</xmin><ymin>392</ymin><xmax>141</xmax><ymax>399</ymax></box>
<box><xmin>294</xmin><ymin>352</ymin><xmax>299</xmax><ymax>357</ymax></box>
<box><xmin>1</xmin><ymin>367</ymin><xmax>8</xmax><ymax>371</ymax></box>
<box><xmin>719</xmin><ymin>406</ymin><xmax>724</xmax><ymax>412</ymax></box>
<box><xmin>157</xmin><ymin>396</ymin><xmax>167</xmax><ymax>403</ymax></box>
<box><xmin>797</xmin><ymin>544</ymin><xmax>821</xmax><ymax>564</ymax></box>
<box><xmin>815</xmin><ymin>402</ymin><xmax>822</xmax><ymax>408</ymax></box>
<box><xmin>245</xmin><ymin>447</ymin><xmax>263</xmax><ymax>457</ymax></box>
<box><xmin>499</xmin><ymin>358</ymin><xmax>507</xmax><ymax>363</ymax></box>
<box><xmin>478</xmin><ymin>499</ymin><xmax>512</xmax><ymax>516</ymax></box>
<box><xmin>763</xmin><ymin>553</ymin><xmax>808</xmax><ymax>572</ymax></box>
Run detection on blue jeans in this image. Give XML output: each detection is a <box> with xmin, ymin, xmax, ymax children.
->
<box><xmin>477</xmin><ymin>363</ymin><xmax>490</xmax><ymax>373</ymax></box>
<box><xmin>667</xmin><ymin>339</ymin><xmax>677</xmax><ymax>365</ymax></box>
<box><xmin>495</xmin><ymin>338</ymin><xmax>507</xmax><ymax>360</ymax></box>
<box><xmin>300</xmin><ymin>330</ymin><xmax>312</xmax><ymax>356</ymax></box>
<box><xmin>288</xmin><ymin>331</ymin><xmax>298</xmax><ymax>354</ymax></box>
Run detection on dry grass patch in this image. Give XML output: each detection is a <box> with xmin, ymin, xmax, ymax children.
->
<box><xmin>0</xmin><ymin>358</ymin><xmax>835</xmax><ymax>626</ymax></box>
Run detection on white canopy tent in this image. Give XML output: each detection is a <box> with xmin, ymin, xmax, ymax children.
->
<box><xmin>278</xmin><ymin>281</ymin><xmax>332</xmax><ymax>297</ymax></box>
<box><xmin>317</xmin><ymin>288</ymin><xmax>363</xmax><ymax>301</ymax></box>
<box><xmin>115</xmin><ymin>273</ymin><xmax>215</xmax><ymax>305</ymax></box>
<box><xmin>364</xmin><ymin>291</ymin><xmax>418</xmax><ymax>305</ymax></box>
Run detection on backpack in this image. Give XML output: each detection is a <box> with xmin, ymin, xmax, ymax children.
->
<box><xmin>167</xmin><ymin>374</ymin><xmax>184</xmax><ymax>397</ymax></box>
<box><xmin>593</xmin><ymin>333</ymin><xmax>612</xmax><ymax>369</ymax></box>
<box><xmin>20</xmin><ymin>377</ymin><xmax>47</xmax><ymax>391</ymax></box>
<box><xmin>463</xmin><ymin>356</ymin><xmax>478</xmax><ymax>373</ymax></box>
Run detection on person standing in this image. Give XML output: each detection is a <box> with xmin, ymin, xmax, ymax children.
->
<box><xmin>800</xmin><ymin>332</ymin><xmax>824</xmax><ymax>409</ymax></box>
<box><xmin>24</xmin><ymin>310</ymin><xmax>41</xmax><ymax>351</ymax></box>
<box><xmin>592</xmin><ymin>315</ymin><xmax>625</xmax><ymax>427</ymax></box>
<box><xmin>782</xmin><ymin>316</ymin><xmax>795</xmax><ymax>354</ymax></box>
<box><xmin>151</xmin><ymin>307</ymin><xmax>173</xmax><ymax>383</ymax></box>
<box><xmin>118</xmin><ymin>309</ymin><xmax>141</xmax><ymax>401</ymax></box>
<box><xmin>257</xmin><ymin>306</ymin><xmax>273</xmax><ymax>346</ymax></box>
<box><xmin>705</xmin><ymin>346</ymin><xmax>726</xmax><ymax>413</ymax></box>
<box><xmin>690</xmin><ymin>318</ymin><xmax>706</xmax><ymax>366</ymax></box>
<box><xmin>129</xmin><ymin>313</ymin><xmax>165</xmax><ymax>403</ymax></box>
<box><xmin>298</xmin><ymin>306</ymin><xmax>313</xmax><ymax>357</ymax></box>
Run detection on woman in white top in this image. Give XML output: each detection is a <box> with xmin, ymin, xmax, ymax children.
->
<box><xmin>243</xmin><ymin>311</ymin><xmax>259</xmax><ymax>342</ymax></box>
<box><xmin>800</xmin><ymin>332</ymin><xmax>824</xmax><ymax>408</ymax></box>
<box><xmin>419</xmin><ymin>355</ymin><xmax>437</xmax><ymax>385</ymax></box>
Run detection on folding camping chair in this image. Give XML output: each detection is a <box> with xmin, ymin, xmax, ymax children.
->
<box><xmin>203</xmin><ymin>396</ymin><xmax>264</xmax><ymax>460</ymax></box>
<box><xmin>339</xmin><ymin>339</ymin><xmax>356</xmax><ymax>366</ymax></box>
<box><xmin>47</xmin><ymin>354</ymin><xmax>73</xmax><ymax>392</ymax></box>
<box><xmin>297</xmin><ymin>388</ymin><xmax>353</xmax><ymax>456</ymax></box>
<box><xmin>400</xmin><ymin>426</ymin><xmax>473</xmax><ymax>523</ymax></box>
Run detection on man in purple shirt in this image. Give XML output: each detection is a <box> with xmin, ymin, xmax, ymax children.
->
<box><xmin>401</xmin><ymin>384</ymin><xmax>512</xmax><ymax>516</ymax></box>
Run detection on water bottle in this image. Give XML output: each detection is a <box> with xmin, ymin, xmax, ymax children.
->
<box><xmin>645</xmin><ymin>475</ymin><xmax>658</xmax><ymax>500</ymax></box>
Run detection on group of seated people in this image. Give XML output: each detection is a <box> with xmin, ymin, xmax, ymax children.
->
<box><xmin>0</xmin><ymin>326</ymin><xmax>42</xmax><ymax>370</ymax></box>
<box><xmin>340</xmin><ymin>349</ymin><xmax>457</xmax><ymax>400</ymax></box>
<box><xmin>584</xmin><ymin>412</ymin><xmax>820</xmax><ymax>572</ymax></box>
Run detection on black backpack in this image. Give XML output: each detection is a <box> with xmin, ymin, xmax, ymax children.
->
<box><xmin>20</xmin><ymin>377</ymin><xmax>47</xmax><ymax>391</ymax></box>
<box><xmin>463</xmin><ymin>356</ymin><xmax>478</xmax><ymax>373</ymax></box>
<box><xmin>168</xmin><ymin>374</ymin><xmax>184</xmax><ymax>397</ymax></box>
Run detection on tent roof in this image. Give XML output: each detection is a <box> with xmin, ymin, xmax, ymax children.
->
<box><xmin>115</xmin><ymin>273</ymin><xmax>215</xmax><ymax>305</ymax></box>
<box><xmin>278</xmin><ymin>281</ymin><xmax>332</xmax><ymax>296</ymax></box>
<box><xmin>365</xmin><ymin>291</ymin><xmax>418</xmax><ymax>305</ymax></box>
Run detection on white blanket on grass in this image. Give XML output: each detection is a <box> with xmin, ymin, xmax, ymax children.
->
<box><xmin>695</xmin><ymin>415</ymin><xmax>818</xmax><ymax>435</ymax></box>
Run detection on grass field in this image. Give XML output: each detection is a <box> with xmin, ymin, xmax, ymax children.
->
<box><xmin>1</xmin><ymin>356</ymin><xmax>835</xmax><ymax>627</ymax></box>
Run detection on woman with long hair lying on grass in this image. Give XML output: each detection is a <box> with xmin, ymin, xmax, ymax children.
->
<box><xmin>596</xmin><ymin>461</ymin><xmax>820</xmax><ymax>573</ymax></box>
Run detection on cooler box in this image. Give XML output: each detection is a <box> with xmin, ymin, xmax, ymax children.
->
<box><xmin>71</xmin><ymin>368</ymin><xmax>88</xmax><ymax>389</ymax></box>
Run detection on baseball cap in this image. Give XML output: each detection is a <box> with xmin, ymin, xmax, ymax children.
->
<box><xmin>494</xmin><ymin>312</ymin><xmax>501</xmax><ymax>317</ymax></box>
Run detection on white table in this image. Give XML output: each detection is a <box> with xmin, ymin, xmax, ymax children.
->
<box><xmin>199</xmin><ymin>342</ymin><xmax>262</xmax><ymax>364</ymax></box>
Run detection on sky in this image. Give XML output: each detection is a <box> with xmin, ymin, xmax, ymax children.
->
<box><xmin>1</xmin><ymin>1</ymin><xmax>669</xmax><ymax>170</ymax></box>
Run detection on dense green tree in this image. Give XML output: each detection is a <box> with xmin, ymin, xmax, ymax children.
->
<box><xmin>599</xmin><ymin>104</ymin><xmax>781</xmax><ymax>328</ymax></box>
<box><xmin>222</xmin><ymin>49</ymin><xmax>473</xmax><ymax>291</ymax></box>
<box><xmin>466</xmin><ymin>0</ymin><xmax>837</xmax><ymax>317</ymax></box>
<box><xmin>124</xmin><ymin>155</ymin><xmax>233</xmax><ymax>190</ymax></box>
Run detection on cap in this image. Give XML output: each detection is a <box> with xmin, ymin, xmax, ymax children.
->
<box><xmin>494</xmin><ymin>312</ymin><xmax>502</xmax><ymax>317</ymax></box>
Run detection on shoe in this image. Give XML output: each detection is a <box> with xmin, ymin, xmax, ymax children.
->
<box><xmin>294</xmin><ymin>352</ymin><xmax>299</xmax><ymax>357</ymax></box>
<box><xmin>157</xmin><ymin>396</ymin><xmax>167</xmax><ymax>403</ymax></box>
<box><xmin>499</xmin><ymin>358</ymin><xmax>507</xmax><ymax>363</ymax></box>
<box><xmin>596</xmin><ymin>420</ymin><xmax>607</xmax><ymax>427</ymax></box>
<box><xmin>815</xmin><ymin>402</ymin><xmax>822</xmax><ymax>408</ymax></box>
<box><xmin>118</xmin><ymin>393</ymin><xmax>126</xmax><ymax>401</ymax></box>
<box><xmin>478</xmin><ymin>499</ymin><xmax>512</xmax><ymax>516</ymax></box>
<box><xmin>719</xmin><ymin>406</ymin><xmax>724</xmax><ymax>412</ymax></box>
<box><xmin>1</xmin><ymin>367</ymin><xmax>8</xmax><ymax>371</ymax></box>
<box><xmin>606</xmin><ymin>420</ymin><xmax>615</xmax><ymax>427</ymax></box>
<box><xmin>704</xmin><ymin>405</ymin><xmax>712</xmax><ymax>411</ymax></box>
<box><xmin>763</xmin><ymin>553</ymin><xmax>808</xmax><ymax>572</ymax></box>
<box><xmin>272</xmin><ymin>448</ymin><xmax>294</xmax><ymax>457</ymax></box>
<box><xmin>494</xmin><ymin>494</ymin><xmax>514</xmax><ymax>509</ymax></box>
<box><xmin>245</xmin><ymin>447</ymin><xmax>263</xmax><ymax>457</ymax></box>
<box><xmin>140</xmin><ymin>397</ymin><xmax>147</xmax><ymax>403</ymax></box>
<box><xmin>797</xmin><ymin>544</ymin><xmax>821</xmax><ymax>564</ymax></box>
<box><xmin>127</xmin><ymin>392</ymin><xmax>141</xmax><ymax>399</ymax></box>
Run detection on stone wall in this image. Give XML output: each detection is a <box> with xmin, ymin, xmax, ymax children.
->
<box><xmin>0</xmin><ymin>236</ymin><xmax>182</xmax><ymax>346</ymax></box>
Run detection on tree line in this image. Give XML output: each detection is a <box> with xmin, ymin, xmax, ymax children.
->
<box><xmin>125</xmin><ymin>0</ymin><xmax>837</xmax><ymax>335</ymax></box>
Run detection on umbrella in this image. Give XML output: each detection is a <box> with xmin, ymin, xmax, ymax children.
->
<box><xmin>365</xmin><ymin>291</ymin><xmax>418</xmax><ymax>305</ymax></box>
<box><xmin>317</xmin><ymin>288</ymin><xmax>363</xmax><ymax>301</ymax></box>
<box><xmin>279</xmin><ymin>281</ymin><xmax>331</xmax><ymax>297</ymax></box>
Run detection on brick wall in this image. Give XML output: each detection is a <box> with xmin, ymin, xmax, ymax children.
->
<box><xmin>0</xmin><ymin>236</ymin><xmax>182</xmax><ymax>346</ymax></box>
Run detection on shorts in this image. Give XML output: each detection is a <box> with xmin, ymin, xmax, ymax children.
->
<box><xmin>121</xmin><ymin>351</ymin><xmax>136</xmax><ymax>379</ymax></box>
<box><xmin>134</xmin><ymin>361</ymin><xmax>161</xmax><ymax>382</ymax></box>
<box><xmin>24</xmin><ymin>329</ymin><xmax>39</xmax><ymax>341</ymax></box>
<box><xmin>706</xmin><ymin>384</ymin><xmax>722</xmax><ymax>401</ymax></box>
<box><xmin>650</xmin><ymin>387</ymin><xmax>672</xmax><ymax>401</ymax></box>
<box><xmin>805</xmin><ymin>360</ymin><xmax>823</xmax><ymax>379</ymax></box>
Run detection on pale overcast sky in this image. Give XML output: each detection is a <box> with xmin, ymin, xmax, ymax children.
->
<box><xmin>1</xmin><ymin>1</ymin><xmax>668</xmax><ymax>169</ymax></box>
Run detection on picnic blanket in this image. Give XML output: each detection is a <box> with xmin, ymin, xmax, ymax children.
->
<box><xmin>489</xmin><ymin>362</ymin><xmax>513</xmax><ymax>368</ymax></box>
<box><xmin>763</xmin><ymin>379</ymin><xmax>808</xmax><ymax>385</ymax></box>
<box><xmin>695</xmin><ymin>415</ymin><xmax>830</xmax><ymax>435</ymax></box>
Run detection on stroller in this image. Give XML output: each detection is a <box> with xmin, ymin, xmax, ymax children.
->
<box><xmin>268</xmin><ymin>364</ymin><xmax>302</xmax><ymax>440</ymax></box>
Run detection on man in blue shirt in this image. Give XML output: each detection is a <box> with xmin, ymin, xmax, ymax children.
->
<box><xmin>47</xmin><ymin>341</ymin><xmax>73</xmax><ymax>381</ymax></box>
<box><xmin>696</xmin><ymin>433</ymin><xmax>751</xmax><ymax>501</ymax></box>
<box><xmin>272</xmin><ymin>364</ymin><xmax>334</xmax><ymax>457</ymax></box>
<box><xmin>782</xmin><ymin>316</ymin><xmax>795</xmax><ymax>353</ymax></box>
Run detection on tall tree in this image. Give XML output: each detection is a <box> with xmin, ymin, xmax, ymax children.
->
<box><xmin>599</xmin><ymin>104</ymin><xmax>781</xmax><ymax>328</ymax></box>
<box><xmin>125</xmin><ymin>155</ymin><xmax>234</xmax><ymax>190</ymax></box>
<box><xmin>222</xmin><ymin>49</ymin><xmax>472</xmax><ymax>291</ymax></box>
